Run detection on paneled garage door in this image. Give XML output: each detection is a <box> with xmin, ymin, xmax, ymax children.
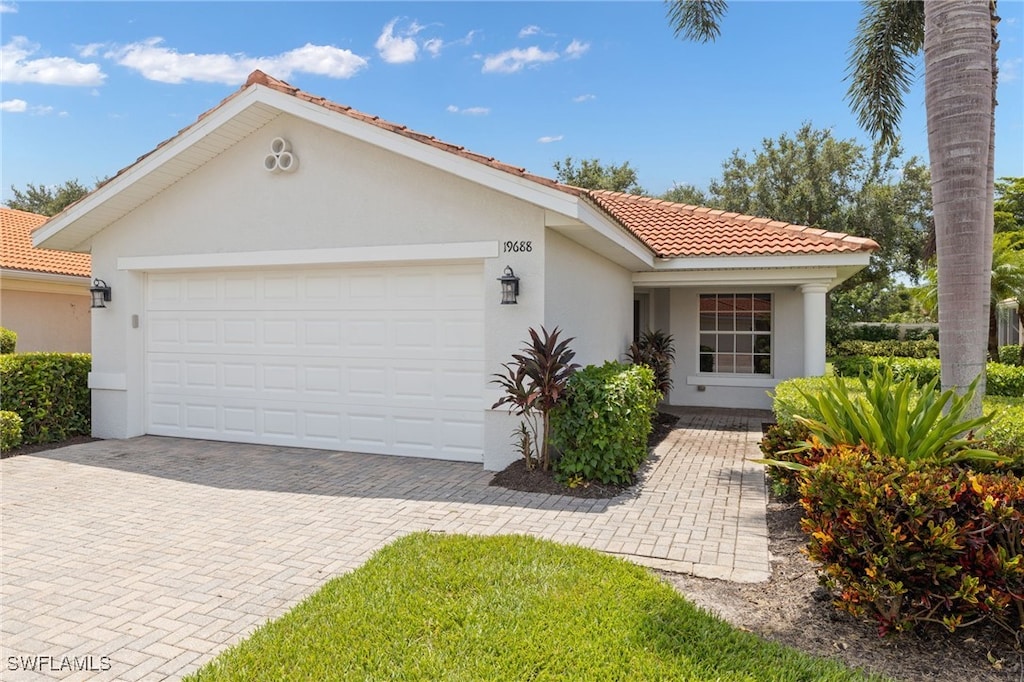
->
<box><xmin>144</xmin><ymin>264</ymin><xmax>485</xmax><ymax>461</ymax></box>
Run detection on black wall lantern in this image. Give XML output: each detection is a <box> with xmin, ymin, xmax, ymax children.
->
<box><xmin>90</xmin><ymin>279</ymin><xmax>112</xmax><ymax>309</ymax></box>
<box><xmin>498</xmin><ymin>266</ymin><xmax>520</xmax><ymax>305</ymax></box>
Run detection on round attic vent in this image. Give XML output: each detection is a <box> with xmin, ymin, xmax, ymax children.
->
<box><xmin>264</xmin><ymin>137</ymin><xmax>298</xmax><ymax>173</ymax></box>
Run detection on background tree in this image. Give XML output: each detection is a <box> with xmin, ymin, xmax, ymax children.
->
<box><xmin>552</xmin><ymin>157</ymin><xmax>646</xmax><ymax>195</ymax></box>
<box><xmin>660</xmin><ymin>182</ymin><xmax>708</xmax><ymax>206</ymax></box>
<box><xmin>995</xmin><ymin>176</ymin><xmax>1024</xmax><ymax>233</ymax></box>
<box><xmin>5</xmin><ymin>180</ymin><xmax>95</xmax><ymax>217</ymax></box>
<box><xmin>668</xmin><ymin>0</ymin><xmax>999</xmax><ymax>416</ymax></box>
<box><xmin>700</xmin><ymin>124</ymin><xmax>932</xmax><ymax>289</ymax></box>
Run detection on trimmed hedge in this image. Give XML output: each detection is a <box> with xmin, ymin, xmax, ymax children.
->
<box><xmin>0</xmin><ymin>327</ymin><xmax>16</xmax><ymax>354</ymax></box>
<box><xmin>801</xmin><ymin>444</ymin><xmax>1024</xmax><ymax>634</ymax></box>
<box><xmin>834</xmin><ymin>339</ymin><xmax>940</xmax><ymax>359</ymax></box>
<box><xmin>0</xmin><ymin>353</ymin><xmax>91</xmax><ymax>444</ymax></box>
<box><xmin>832</xmin><ymin>356</ymin><xmax>1024</xmax><ymax>398</ymax></box>
<box><xmin>0</xmin><ymin>410</ymin><xmax>23</xmax><ymax>450</ymax></box>
<box><xmin>551</xmin><ymin>361</ymin><xmax>659</xmax><ymax>485</ymax></box>
<box><xmin>999</xmin><ymin>345</ymin><xmax>1023</xmax><ymax>366</ymax></box>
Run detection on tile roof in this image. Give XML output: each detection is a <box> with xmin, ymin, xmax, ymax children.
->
<box><xmin>80</xmin><ymin>70</ymin><xmax>878</xmax><ymax>261</ymax></box>
<box><xmin>1</xmin><ymin>208</ymin><xmax>91</xmax><ymax>278</ymax></box>
<box><xmin>585</xmin><ymin>191</ymin><xmax>880</xmax><ymax>258</ymax></box>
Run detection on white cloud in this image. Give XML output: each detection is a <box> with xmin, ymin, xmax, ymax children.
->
<box><xmin>538</xmin><ymin>135</ymin><xmax>563</xmax><ymax>144</ymax></box>
<box><xmin>375</xmin><ymin>18</ymin><xmax>420</xmax><ymax>64</ymax></box>
<box><xmin>572</xmin><ymin>93</ymin><xmax>596</xmax><ymax>103</ymax></box>
<box><xmin>446</xmin><ymin>104</ymin><xmax>489</xmax><ymax>115</ymax></box>
<box><xmin>0</xmin><ymin>98</ymin><xmax>27</xmax><ymax>112</ymax></box>
<box><xmin>30</xmin><ymin>104</ymin><xmax>53</xmax><ymax>115</ymax></box>
<box><xmin>1000</xmin><ymin>57</ymin><xmax>1022</xmax><ymax>83</ymax></box>
<box><xmin>482</xmin><ymin>46</ymin><xmax>559</xmax><ymax>74</ymax></box>
<box><xmin>564</xmin><ymin>39</ymin><xmax>590</xmax><ymax>59</ymax></box>
<box><xmin>0</xmin><ymin>2</ymin><xmax>17</xmax><ymax>13</ymax></box>
<box><xmin>1</xmin><ymin>36</ymin><xmax>106</xmax><ymax>86</ymax></box>
<box><xmin>424</xmin><ymin>38</ymin><xmax>444</xmax><ymax>57</ymax></box>
<box><xmin>76</xmin><ymin>42</ymin><xmax>105</xmax><ymax>58</ymax></box>
<box><xmin>519</xmin><ymin>25</ymin><xmax>541</xmax><ymax>38</ymax></box>
<box><xmin>107</xmin><ymin>37</ymin><xmax>368</xmax><ymax>84</ymax></box>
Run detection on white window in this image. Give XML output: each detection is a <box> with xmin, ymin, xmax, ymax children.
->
<box><xmin>699</xmin><ymin>293</ymin><xmax>772</xmax><ymax>375</ymax></box>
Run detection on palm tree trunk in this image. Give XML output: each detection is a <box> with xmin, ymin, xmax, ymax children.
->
<box><xmin>925</xmin><ymin>0</ymin><xmax>995</xmax><ymax>417</ymax></box>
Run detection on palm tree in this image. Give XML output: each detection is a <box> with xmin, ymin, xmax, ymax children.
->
<box><xmin>667</xmin><ymin>0</ymin><xmax>998</xmax><ymax>416</ymax></box>
<box><xmin>916</xmin><ymin>233</ymin><xmax>1023</xmax><ymax>362</ymax></box>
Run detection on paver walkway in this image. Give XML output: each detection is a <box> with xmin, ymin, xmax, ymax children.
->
<box><xmin>0</xmin><ymin>408</ymin><xmax>770</xmax><ymax>681</ymax></box>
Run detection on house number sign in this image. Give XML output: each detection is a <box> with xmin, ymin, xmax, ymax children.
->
<box><xmin>503</xmin><ymin>240</ymin><xmax>533</xmax><ymax>253</ymax></box>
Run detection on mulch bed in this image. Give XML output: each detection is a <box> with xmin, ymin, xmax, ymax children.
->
<box><xmin>0</xmin><ymin>435</ymin><xmax>99</xmax><ymax>459</ymax></box>
<box><xmin>488</xmin><ymin>412</ymin><xmax>679</xmax><ymax>498</ymax></box>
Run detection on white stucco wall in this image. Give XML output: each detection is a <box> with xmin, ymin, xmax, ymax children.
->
<box><xmin>667</xmin><ymin>286</ymin><xmax>804</xmax><ymax>410</ymax></box>
<box><xmin>544</xmin><ymin>230</ymin><xmax>633</xmax><ymax>367</ymax></box>
<box><xmin>86</xmin><ymin>113</ymin><xmax>566</xmax><ymax>469</ymax></box>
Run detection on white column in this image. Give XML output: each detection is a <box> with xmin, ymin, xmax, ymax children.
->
<box><xmin>799</xmin><ymin>283</ymin><xmax>829</xmax><ymax>377</ymax></box>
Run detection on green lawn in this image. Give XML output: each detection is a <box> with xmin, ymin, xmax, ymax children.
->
<box><xmin>187</xmin><ymin>533</ymin><xmax>885</xmax><ymax>681</ymax></box>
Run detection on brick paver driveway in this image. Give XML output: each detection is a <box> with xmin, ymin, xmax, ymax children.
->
<box><xmin>1</xmin><ymin>408</ymin><xmax>770</xmax><ymax>681</ymax></box>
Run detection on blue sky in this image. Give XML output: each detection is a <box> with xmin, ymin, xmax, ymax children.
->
<box><xmin>2</xmin><ymin>1</ymin><xmax>1022</xmax><ymax>206</ymax></box>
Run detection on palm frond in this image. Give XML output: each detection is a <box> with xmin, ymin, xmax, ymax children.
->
<box><xmin>846</xmin><ymin>0</ymin><xmax>925</xmax><ymax>147</ymax></box>
<box><xmin>665</xmin><ymin>0</ymin><xmax>728</xmax><ymax>43</ymax></box>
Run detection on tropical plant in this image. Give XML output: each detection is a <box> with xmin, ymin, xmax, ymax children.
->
<box><xmin>491</xmin><ymin>327</ymin><xmax>579</xmax><ymax>471</ymax></box>
<box><xmin>626</xmin><ymin>329</ymin><xmax>675</xmax><ymax>397</ymax></box>
<box><xmin>551</xmin><ymin>362</ymin><xmax>659</xmax><ymax>485</ymax></box>
<box><xmin>668</xmin><ymin>0</ymin><xmax>1000</xmax><ymax>417</ymax></box>
<box><xmin>791</xmin><ymin>365</ymin><xmax>1000</xmax><ymax>466</ymax></box>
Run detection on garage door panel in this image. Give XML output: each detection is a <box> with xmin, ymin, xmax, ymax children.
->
<box><xmin>145</xmin><ymin>264</ymin><xmax>484</xmax><ymax>461</ymax></box>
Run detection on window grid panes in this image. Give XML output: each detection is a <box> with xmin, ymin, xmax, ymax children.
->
<box><xmin>699</xmin><ymin>293</ymin><xmax>772</xmax><ymax>375</ymax></box>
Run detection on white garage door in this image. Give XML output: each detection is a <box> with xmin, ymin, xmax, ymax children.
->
<box><xmin>144</xmin><ymin>264</ymin><xmax>485</xmax><ymax>461</ymax></box>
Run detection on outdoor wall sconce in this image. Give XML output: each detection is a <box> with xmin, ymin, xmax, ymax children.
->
<box><xmin>498</xmin><ymin>266</ymin><xmax>520</xmax><ymax>305</ymax></box>
<box><xmin>90</xmin><ymin>279</ymin><xmax>112</xmax><ymax>309</ymax></box>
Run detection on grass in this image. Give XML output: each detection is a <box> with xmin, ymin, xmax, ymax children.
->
<box><xmin>188</xmin><ymin>533</ymin><xmax>884</xmax><ymax>681</ymax></box>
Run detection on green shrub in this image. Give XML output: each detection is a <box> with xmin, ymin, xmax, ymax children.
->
<box><xmin>800</xmin><ymin>445</ymin><xmax>1024</xmax><ymax>635</ymax></box>
<box><xmin>985</xmin><ymin>398</ymin><xmax>1024</xmax><ymax>462</ymax></box>
<box><xmin>882</xmin><ymin>356</ymin><xmax>942</xmax><ymax>386</ymax></box>
<box><xmin>0</xmin><ymin>327</ymin><xmax>16</xmax><ymax>354</ymax></box>
<box><xmin>789</xmin><ymin>366</ymin><xmax>998</xmax><ymax>466</ymax></box>
<box><xmin>998</xmin><ymin>345</ymin><xmax>1023</xmax><ymax>366</ymax></box>
<box><xmin>988</xmin><ymin>362</ymin><xmax>1024</xmax><ymax>398</ymax></box>
<box><xmin>903</xmin><ymin>326</ymin><xmax>939</xmax><ymax>341</ymax></box>
<box><xmin>551</xmin><ymin>361</ymin><xmax>659</xmax><ymax>485</ymax></box>
<box><xmin>834</xmin><ymin>339</ymin><xmax>940</xmax><ymax>359</ymax></box>
<box><xmin>0</xmin><ymin>353</ymin><xmax>91</xmax><ymax>444</ymax></box>
<box><xmin>758</xmin><ymin>422</ymin><xmax>814</xmax><ymax>498</ymax></box>
<box><xmin>625</xmin><ymin>329</ymin><xmax>675</xmax><ymax>397</ymax></box>
<box><xmin>830</xmin><ymin>355</ymin><xmax>872</xmax><ymax>378</ymax></box>
<box><xmin>850</xmin><ymin>324</ymin><xmax>901</xmax><ymax>342</ymax></box>
<box><xmin>771</xmin><ymin>375</ymin><xmax>862</xmax><ymax>428</ymax></box>
<box><xmin>0</xmin><ymin>410</ymin><xmax>23</xmax><ymax>450</ymax></box>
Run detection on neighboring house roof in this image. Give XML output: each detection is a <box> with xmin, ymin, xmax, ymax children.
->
<box><xmin>35</xmin><ymin>69</ymin><xmax>877</xmax><ymax>263</ymax></box>
<box><xmin>1</xmin><ymin>207</ymin><xmax>91</xmax><ymax>277</ymax></box>
<box><xmin>586</xmin><ymin>191</ymin><xmax>878</xmax><ymax>258</ymax></box>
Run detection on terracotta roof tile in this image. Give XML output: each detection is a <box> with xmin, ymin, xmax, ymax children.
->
<box><xmin>1</xmin><ymin>208</ymin><xmax>91</xmax><ymax>277</ymax></box>
<box><xmin>584</xmin><ymin>191</ymin><xmax>880</xmax><ymax>258</ymax></box>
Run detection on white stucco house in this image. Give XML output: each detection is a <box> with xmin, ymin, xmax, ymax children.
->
<box><xmin>35</xmin><ymin>71</ymin><xmax>876</xmax><ymax>471</ymax></box>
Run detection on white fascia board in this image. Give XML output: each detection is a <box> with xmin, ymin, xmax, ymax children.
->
<box><xmin>34</xmin><ymin>88</ymin><xmax>270</xmax><ymax>251</ymax></box>
<box><xmin>118</xmin><ymin>241</ymin><xmax>499</xmax><ymax>271</ymax></box>
<box><xmin>633</xmin><ymin>267</ymin><xmax>838</xmax><ymax>287</ymax></box>
<box><xmin>0</xmin><ymin>268</ymin><xmax>91</xmax><ymax>286</ymax></box>
<box><xmin>572</xmin><ymin>200</ymin><xmax>655</xmax><ymax>267</ymax></box>
<box><xmin>653</xmin><ymin>251</ymin><xmax>871</xmax><ymax>272</ymax></box>
<box><xmin>263</xmin><ymin>88</ymin><xmax>583</xmax><ymax>218</ymax></box>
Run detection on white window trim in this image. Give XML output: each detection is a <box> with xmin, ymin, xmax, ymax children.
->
<box><xmin>695</xmin><ymin>292</ymin><xmax>774</xmax><ymax>379</ymax></box>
